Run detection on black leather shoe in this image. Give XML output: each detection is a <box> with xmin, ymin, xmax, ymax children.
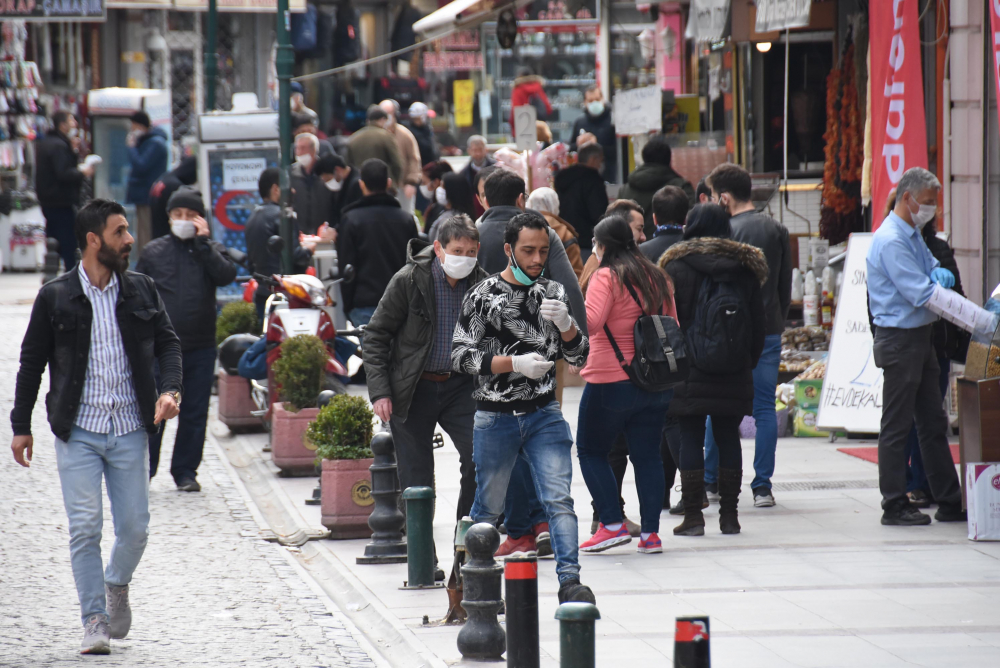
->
<box><xmin>176</xmin><ymin>478</ymin><xmax>201</xmax><ymax>492</ymax></box>
<box><xmin>934</xmin><ymin>503</ymin><xmax>967</xmax><ymax>522</ymax></box>
<box><xmin>881</xmin><ymin>502</ymin><xmax>931</xmax><ymax>526</ymax></box>
<box><xmin>558</xmin><ymin>579</ymin><xmax>596</xmax><ymax>604</ymax></box>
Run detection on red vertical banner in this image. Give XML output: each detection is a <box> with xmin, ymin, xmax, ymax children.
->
<box><xmin>869</xmin><ymin>0</ymin><xmax>929</xmax><ymax>229</ymax></box>
<box><xmin>991</xmin><ymin>1</ymin><xmax>1000</xmax><ymax>140</ymax></box>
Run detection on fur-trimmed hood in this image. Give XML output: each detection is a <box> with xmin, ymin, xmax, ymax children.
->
<box><xmin>513</xmin><ymin>74</ymin><xmax>546</xmax><ymax>87</ymax></box>
<box><xmin>659</xmin><ymin>237</ymin><xmax>769</xmax><ymax>286</ymax></box>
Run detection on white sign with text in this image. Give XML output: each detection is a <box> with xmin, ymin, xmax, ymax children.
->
<box><xmin>755</xmin><ymin>0</ymin><xmax>812</xmax><ymax>33</ymax></box>
<box><xmin>817</xmin><ymin>234</ymin><xmax>883</xmax><ymax>434</ymax></box>
<box><xmin>513</xmin><ymin>104</ymin><xmax>538</xmax><ymax>152</ymax></box>
<box><xmin>222</xmin><ymin>157</ymin><xmax>267</xmax><ymax>192</ymax></box>
<box><xmin>612</xmin><ymin>85</ymin><xmax>662</xmax><ymax>137</ymax></box>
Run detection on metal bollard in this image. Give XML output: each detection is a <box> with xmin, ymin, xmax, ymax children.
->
<box><xmin>305</xmin><ymin>391</ymin><xmax>340</xmax><ymax>506</ymax></box>
<box><xmin>504</xmin><ymin>553</ymin><xmax>539</xmax><ymax>668</ymax></box>
<box><xmin>457</xmin><ymin>523</ymin><xmax>506</xmax><ymax>660</ymax></box>
<box><xmin>673</xmin><ymin>616</ymin><xmax>710</xmax><ymax>668</ymax></box>
<box><xmin>357</xmin><ymin>431</ymin><xmax>407</xmax><ymax>564</ymax></box>
<box><xmin>42</xmin><ymin>238</ymin><xmax>60</xmax><ymax>284</ymax></box>
<box><xmin>554</xmin><ymin>602</ymin><xmax>601</xmax><ymax>668</ymax></box>
<box><xmin>400</xmin><ymin>486</ymin><xmax>441</xmax><ymax>588</ymax></box>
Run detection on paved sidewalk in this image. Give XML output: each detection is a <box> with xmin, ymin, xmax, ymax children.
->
<box><xmin>0</xmin><ymin>276</ymin><xmax>384</xmax><ymax>667</ymax></box>
<box><xmin>222</xmin><ymin>384</ymin><xmax>1000</xmax><ymax>668</ymax></box>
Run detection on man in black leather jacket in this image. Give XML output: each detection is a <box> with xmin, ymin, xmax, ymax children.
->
<box><xmin>10</xmin><ymin>199</ymin><xmax>181</xmax><ymax>654</ymax></box>
<box><xmin>136</xmin><ymin>186</ymin><xmax>237</xmax><ymax>489</ymax></box>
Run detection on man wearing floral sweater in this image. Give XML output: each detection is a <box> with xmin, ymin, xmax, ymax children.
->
<box><xmin>452</xmin><ymin>212</ymin><xmax>595</xmax><ymax>604</ymax></box>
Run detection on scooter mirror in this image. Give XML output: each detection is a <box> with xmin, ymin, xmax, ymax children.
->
<box><xmin>342</xmin><ymin>264</ymin><xmax>356</xmax><ymax>285</ymax></box>
<box><xmin>267</xmin><ymin>235</ymin><xmax>285</xmax><ymax>255</ymax></box>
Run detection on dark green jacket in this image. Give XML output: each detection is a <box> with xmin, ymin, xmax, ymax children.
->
<box><xmin>618</xmin><ymin>162</ymin><xmax>696</xmax><ymax>237</ymax></box>
<box><xmin>362</xmin><ymin>239</ymin><xmax>489</xmax><ymax>421</ymax></box>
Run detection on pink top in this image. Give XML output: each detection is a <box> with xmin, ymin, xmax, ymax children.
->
<box><xmin>581</xmin><ymin>268</ymin><xmax>677</xmax><ymax>384</ymax></box>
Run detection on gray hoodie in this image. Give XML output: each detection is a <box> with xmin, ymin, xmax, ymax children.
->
<box><xmin>476</xmin><ymin>205</ymin><xmax>588</xmax><ymax>336</ymax></box>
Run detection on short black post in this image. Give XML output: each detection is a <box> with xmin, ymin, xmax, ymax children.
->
<box><xmin>42</xmin><ymin>238</ymin><xmax>60</xmax><ymax>283</ymax></box>
<box><xmin>555</xmin><ymin>602</ymin><xmax>601</xmax><ymax>668</ymax></box>
<box><xmin>357</xmin><ymin>431</ymin><xmax>407</xmax><ymax>564</ymax></box>
<box><xmin>400</xmin><ymin>486</ymin><xmax>440</xmax><ymax>588</ymax></box>
<box><xmin>457</xmin><ymin>523</ymin><xmax>505</xmax><ymax>660</ymax></box>
<box><xmin>673</xmin><ymin>616</ymin><xmax>710</xmax><ymax>668</ymax></box>
<box><xmin>505</xmin><ymin>553</ymin><xmax>539</xmax><ymax>668</ymax></box>
<box><xmin>306</xmin><ymin>390</ymin><xmax>339</xmax><ymax>506</ymax></box>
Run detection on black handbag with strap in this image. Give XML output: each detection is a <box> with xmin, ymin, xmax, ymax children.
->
<box><xmin>603</xmin><ymin>278</ymin><xmax>690</xmax><ymax>392</ymax></box>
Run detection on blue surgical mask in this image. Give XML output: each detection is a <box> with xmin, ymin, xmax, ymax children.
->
<box><xmin>587</xmin><ymin>101</ymin><xmax>605</xmax><ymax>117</ymax></box>
<box><xmin>509</xmin><ymin>251</ymin><xmax>541</xmax><ymax>286</ymax></box>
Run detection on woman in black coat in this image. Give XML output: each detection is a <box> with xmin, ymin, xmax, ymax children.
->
<box><xmin>659</xmin><ymin>204</ymin><xmax>768</xmax><ymax>537</ymax></box>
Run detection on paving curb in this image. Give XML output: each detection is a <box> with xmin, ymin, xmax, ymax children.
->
<box><xmin>208</xmin><ymin>418</ymin><xmax>448</xmax><ymax>668</ymax></box>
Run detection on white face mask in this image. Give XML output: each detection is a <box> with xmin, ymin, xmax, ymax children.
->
<box><xmin>325</xmin><ymin>178</ymin><xmax>342</xmax><ymax>192</ymax></box>
<box><xmin>587</xmin><ymin>100</ymin><xmax>605</xmax><ymax>116</ymax></box>
<box><xmin>909</xmin><ymin>199</ymin><xmax>937</xmax><ymax>229</ymax></box>
<box><xmin>296</xmin><ymin>153</ymin><xmax>314</xmax><ymax>169</ymax></box>
<box><xmin>67</xmin><ymin>128</ymin><xmax>79</xmax><ymax>138</ymax></box>
<box><xmin>435</xmin><ymin>186</ymin><xmax>449</xmax><ymax>207</ymax></box>
<box><xmin>442</xmin><ymin>253</ymin><xmax>478</xmax><ymax>279</ymax></box>
<box><xmin>419</xmin><ymin>184</ymin><xmax>435</xmax><ymax>199</ymax></box>
<box><xmin>170</xmin><ymin>219</ymin><xmax>196</xmax><ymax>240</ymax></box>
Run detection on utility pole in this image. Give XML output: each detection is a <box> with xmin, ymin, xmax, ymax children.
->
<box><xmin>276</xmin><ymin>0</ymin><xmax>294</xmax><ymax>273</ymax></box>
<box><xmin>205</xmin><ymin>0</ymin><xmax>218</xmax><ymax>110</ymax></box>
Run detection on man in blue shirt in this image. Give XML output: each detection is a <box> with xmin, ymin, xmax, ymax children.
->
<box><xmin>867</xmin><ymin>167</ymin><xmax>964</xmax><ymax>526</ymax></box>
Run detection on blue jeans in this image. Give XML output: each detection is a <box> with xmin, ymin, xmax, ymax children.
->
<box><xmin>705</xmin><ymin>333</ymin><xmax>781</xmax><ymax>491</ymax></box>
<box><xmin>470</xmin><ymin>402</ymin><xmax>580</xmax><ymax>584</ymax></box>
<box><xmin>54</xmin><ymin>426</ymin><xmax>150</xmax><ymax>625</ymax></box>
<box><xmin>348</xmin><ymin>306</ymin><xmax>377</xmax><ymax>328</ymax></box>
<box><xmin>503</xmin><ymin>456</ymin><xmax>547</xmax><ymax>538</ymax></box>
<box><xmin>149</xmin><ymin>346</ymin><xmax>216</xmax><ymax>482</ymax></box>
<box><xmin>577</xmin><ymin>381</ymin><xmax>670</xmax><ymax>533</ymax></box>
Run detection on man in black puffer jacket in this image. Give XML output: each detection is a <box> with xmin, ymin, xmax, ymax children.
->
<box><xmin>136</xmin><ymin>186</ymin><xmax>237</xmax><ymax>490</ymax></box>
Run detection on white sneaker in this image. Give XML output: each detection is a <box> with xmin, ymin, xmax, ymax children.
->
<box><xmin>753</xmin><ymin>489</ymin><xmax>776</xmax><ymax>508</ymax></box>
<box><xmin>80</xmin><ymin>614</ymin><xmax>111</xmax><ymax>654</ymax></box>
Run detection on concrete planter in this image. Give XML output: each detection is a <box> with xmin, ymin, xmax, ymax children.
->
<box><xmin>216</xmin><ymin>371</ymin><xmax>263</xmax><ymax>432</ymax></box>
<box><xmin>321</xmin><ymin>458</ymin><xmax>375</xmax><ymax>539</ymax></box>
<box><xmin>271</xmin><ymin>403</ymin><xmax>320</xmax><ymax>475</ymax></box>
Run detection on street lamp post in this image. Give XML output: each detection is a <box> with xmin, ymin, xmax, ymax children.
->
<box><xmin>205</xmin><ymin>0</ymin><xmax>218</xmax><ymax>111</ymax></box>
<box><xmin>275</xmin><ymin>0</ymin><xmax>295</xmax><ymax>274</ymax></box>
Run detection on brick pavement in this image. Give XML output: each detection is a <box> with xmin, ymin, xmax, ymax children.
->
<box><xmin>0</xmin><ymin>287</ymin><xmax>381</xmax><ymax>667</ymax></box>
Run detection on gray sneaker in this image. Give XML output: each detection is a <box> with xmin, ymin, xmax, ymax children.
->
<box><xmin>106</xmin><ymin>584</ymin><xmax>132</xmax><ymax>639</ymax></box>
<box><xmin>80</xmin><ymin>614</ymin><xmax>111</xmax><ymax>654</ymax></box>
<box><xmin>753</xmin><ymin>489</ymin><xmax>776</xmax><ymax>508</ymax></box>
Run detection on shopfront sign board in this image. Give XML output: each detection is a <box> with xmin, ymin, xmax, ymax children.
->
<box><xmin>755</xmin><ymin>0</ymin><xmax>811</xmax><ymax>32</ymax></box>
<box><xmin>686</xmin><ymin>0</ymin><xmax>729</xmax><ymax>41</ymax></box>
<box><xmin>817</xmin><ymin>233</ymin><xmax>883</xmax><ymax>434</ymax></box>
<box><xmin>0</xmin><ymin>0</ymin><xmax>106</xmax><ymax>21</ymax></box>
<box><xmin>612</xmin><ymin>85</ymin><xmax>662</xmax><ymax>137</ymax></box>
<box><xmin>513</xmin><ymin>104</ymin><xmax>537</xmax><ymax>152</ymax></box>
<box><xmin>989</xmin><ymin>0</ymin><xmax>1000</xmax><ymax>141</ymax></box>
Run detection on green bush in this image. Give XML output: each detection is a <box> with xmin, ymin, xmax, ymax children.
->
<box><xmin>216</xmin><ymin>301</ymin><xmax>259</xmax><ymax>345</ymax></box>
<box><xmin>272</xmin><ymin>334</ymin><xmax>328</xmax><ymax>411</ymax></box>
<box><xmin>307</xmin><ymin>394</ymin><xmax>375</xmax><ymax>461</ymax></box>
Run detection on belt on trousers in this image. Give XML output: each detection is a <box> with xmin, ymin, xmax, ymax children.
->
<box><xmin>421</xmin><ymin>371</ymin><xmax>452</xmax><ymax>382</ymax></box>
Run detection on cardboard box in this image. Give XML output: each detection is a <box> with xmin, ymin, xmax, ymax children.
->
<box><xmin>793</xmin><ymin>407</ymin><xmax>828</xmax><ymax>438</ymax></box>
<box><xmin>966</xmin><ymin>463</ymin><xmax>1000</xmax><ymax>541</ymax></box>
<box><xmin>794</xmin><ymin>379</ymin><xmax>823</xmax><ymax>409</ymax></box>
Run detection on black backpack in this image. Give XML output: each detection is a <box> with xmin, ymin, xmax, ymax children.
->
<box><xmin>687</xmin><ymin>274</ymin><xmax>753</xmax><ymax>374</ymax></box>
<box><xmin>604</xmin><ymin>279</ymin><xmax>689</xmax><ymax>392</ymax></box>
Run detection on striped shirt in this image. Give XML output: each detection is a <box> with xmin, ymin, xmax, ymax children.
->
<box><xmin>75</xmin><ymin>265</ymin><xmax>143</xmax><ymax>435</ymax></box>
<box><xmin>425</xmin><ymin>258</ymin><xmax>469</xmax><ymax>373</ymax></box>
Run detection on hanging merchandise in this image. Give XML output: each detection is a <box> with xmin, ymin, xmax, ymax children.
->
<box><xmin>290</xmin><ymin>4</ymin><xmax>319</xmax><ymax>55</ymax></box>
<box><xmin>0</xmin><ymin>22</ymin><xmax>43</xmax><ymax>175</ymax></box>
<box><xmin>333</xmin><ymin>1</ymin><xmax>361</xmax><ymax>66</ymax></box>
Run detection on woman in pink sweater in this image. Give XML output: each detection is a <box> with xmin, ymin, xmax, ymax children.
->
<box><xmin>577</xmin><ymin>215</ymin><xmax>678</xmax><ymax>555</ymax></box>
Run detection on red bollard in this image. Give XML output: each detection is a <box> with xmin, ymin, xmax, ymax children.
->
<box><xmin>504</xmin><ymin>554</ymin><xmax>539</xmax><ymax>668</ymax></box>
<box><xmin>674</xmin><ymin>616</ymin><xmax>710</xmax><ymax>668</ymax></box>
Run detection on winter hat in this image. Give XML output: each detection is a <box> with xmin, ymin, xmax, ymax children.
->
<box><xmin>166</xmin><ymin>186</ymin><xmax>206</xmax><ymax>217</ymax></box>
<box><xmin>408</xmin><ymin>101</ymin><xmax>429</xmax><ymax>119</ymax></box>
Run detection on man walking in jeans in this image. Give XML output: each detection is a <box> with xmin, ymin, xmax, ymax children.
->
<box><xmin>703</xmin><ymin>164</ymin><xmax>792</xmax><ymax>507</ymax></box>
<box><xmin>452</xmin><ymin>212</ymin><xmax>595</xmax><ymax>604</ymax></box>
<box><xmin>10</xmin><ymin>199</ymin><xmax>182</xmax><ymax>654</ymax></box>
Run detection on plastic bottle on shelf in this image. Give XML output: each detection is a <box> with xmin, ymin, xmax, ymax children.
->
<box><xmin>803</xmin><ymin>269</ymin><xmax>819</xmax><ymax>327</ymax></box>
<box><xmin>791</xmin><ymin>268</ymin><xmax>804</xmax><ymax>301</ymax></box>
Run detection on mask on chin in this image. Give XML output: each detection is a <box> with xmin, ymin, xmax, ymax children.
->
<box><xmin>508</xmin><ymin>250</ymin><xmax>541</xmax><ymax>286</ymax></box>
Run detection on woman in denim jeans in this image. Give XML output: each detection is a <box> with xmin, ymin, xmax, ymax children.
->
<box><xmin>577</xmin><ymin>215</ymin><xmax>678</xmax><ymax>554</ymax></box>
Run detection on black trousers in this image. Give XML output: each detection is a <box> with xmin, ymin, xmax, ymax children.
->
<box><xmin>149</xmin><ymin>347</ymin><xmax>217</xmax><ymax>483</ymax></box>
<box><xmin>678</xmin><ymin>414</ymin><xmax>742</xmax><ymax>471</ymax></box>
<box><xmin>591</xmin><ymin>416</ymin><xmax>681</xmax><ymax>520</ymax></box>
<box><xmin>389</xmin><ymin>375</ymin><xmax>476</xmax><ymax>522</ymax></box>
<box><xmin>873</xmin><ymin>325</ymin><xmax>961</xmax><ymax>509</ymax></box>
<box><xmin>42</xmin><ymin>206</ymin><xmax>77</xmax><ymax>271</ymax></box>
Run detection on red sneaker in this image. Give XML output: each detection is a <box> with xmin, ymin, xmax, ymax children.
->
<box><xmin>532</xmin><ymin>522</ymin><xmax>552</xmax><ymax>558</ymax></box>
<box><xmin>580</xmin><ymin>523</ymin><xmax>631</xmax><ymax>553</ymax></box>
<box><xmin>637</xmin><ymin>533</ymin><xmax>663</xmax><ymax>554</ymax></box>
<box><xmin>495</xmin><ymin>533</ymin><xmax>536</xmax><ymax>557</ymax></box>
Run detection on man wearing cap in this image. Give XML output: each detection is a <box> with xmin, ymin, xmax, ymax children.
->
<box><xmin>378</xmin><ymin>99</ymin><xmax>423</xmax><ymax>213</ymax></box>
<box><xmin>290</xmin><ymin>81</ymin><xmax>319</xmax><ymax>127</ymax></box>
<box><xmin>406</xmin><ymin>102</ymin><xmax>438</xmax><ymax>167</ymax></box>
<box><xmin>126</xmin><ymin>111</ymin><xmax>169</xmax><ymax>258</ymax></box>
<box><xmin>135</xmin><ymin>186</ymin><xmax>238</xmax><ymax>491</ymax></box>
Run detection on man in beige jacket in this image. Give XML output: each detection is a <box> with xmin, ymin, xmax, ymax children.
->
<box><xmin>379</xmin><ymin>99</ymin><xmax>423</xmax><ymax>213</ymax></box>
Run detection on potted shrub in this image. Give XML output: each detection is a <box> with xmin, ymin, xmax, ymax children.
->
<box><xmin>307</xmin><ymin>395</ymin><xmax>376</xmax><ymax>538</ymax></box>
<box><xmin>270</xmin><ymin>334</ymin><xmax>328</xmax><ymax>475</ymax></box>
<box><xmin>216</xmin><ymin>302</ymin><xmax>261</xmax><ymax>431</ymax></box>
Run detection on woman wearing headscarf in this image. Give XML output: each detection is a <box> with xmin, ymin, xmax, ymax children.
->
<box><xmin>526</xmin><ymin>186</ymin><xmax>584</xmax><ymax>278</ymax></box>
<box><xmin>659</xmin><ymin>203</ymin><xmax>767</xmax><ymax>537</ymax></box>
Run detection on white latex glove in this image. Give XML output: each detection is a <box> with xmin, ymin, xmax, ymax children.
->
<box><xmin>511</xmin><ymin>353</ymin><xmax>554</xmax><ymax>379</ymax></box>
<box><xmin>540</xmin><ymin>298</ymin><xmax>572</xmax><ymax>332</ymax></box>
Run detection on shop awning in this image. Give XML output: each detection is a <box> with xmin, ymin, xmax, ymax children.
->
<box><xmin>413</xmin><ymin>0</ymin><xmax>522</xmax><ymax>40</ymax></box>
